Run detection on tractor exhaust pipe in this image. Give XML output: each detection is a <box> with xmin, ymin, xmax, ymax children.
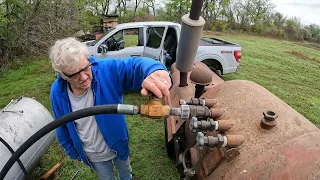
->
<box><xmin>176</xmin><ymin>0</ymin><xmax>205</xmax><ymax>87</ymax></box>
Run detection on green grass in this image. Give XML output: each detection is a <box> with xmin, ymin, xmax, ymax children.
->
<box><xmin>0</xmin><ymin>34</ymin><xmax>319</xmax><ymax>179</ymax></box>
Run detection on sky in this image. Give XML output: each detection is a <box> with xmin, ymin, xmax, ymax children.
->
<box><xmin>271</xmin><ymin>0</ymin><xmax>320</xmax><ymax>26</ymax></box>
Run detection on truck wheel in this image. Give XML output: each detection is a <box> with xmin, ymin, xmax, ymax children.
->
<box><xmin>201</xmin><ymin>59</ymin><xmax>222</xmax><ymax>77</ymax></box>
<box><xmin>164</xmin><ymin>118</ymin><xmax>175</xmax><ymax>159</ymax></box>
<box><xmin>209</xmin><ymin>66</ymin><xmax>222</xmax><ymax>77</ymax></box>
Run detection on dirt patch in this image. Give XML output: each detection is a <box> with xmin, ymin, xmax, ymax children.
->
<box><xmin>285</xmin><ymin>50</ymin><xmax>310</xmax><ymax>60</ymax></box>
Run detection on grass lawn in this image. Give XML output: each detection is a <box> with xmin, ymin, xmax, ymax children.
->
<box><xmin>0</xmin><ymin>34</ymin><xmax>319</xmax><ymax>179</ymax></box>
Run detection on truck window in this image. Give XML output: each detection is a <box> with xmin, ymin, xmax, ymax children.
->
<box><xmin>101</xmin><ymin>28</ymin><xmax>141</xmax><ymax>52</ymax></box>
<box><xmin>91</xmin><ymin>27</ymin><xmax>115</xmax><ymax>46</ymax></box>
<box><xmin>146</xmin><ymin>27</ymin><xmax>165</xmax><ymax>49</ymax></box>
<box><xmin>123</xmin><ymin>28</ymin><xmax>141</xmax><ymax>47</ymax></box>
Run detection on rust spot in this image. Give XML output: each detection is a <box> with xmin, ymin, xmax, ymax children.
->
<box><xmin>225</xmin><ymin>148</ymin><xmax>240</xmax><ymax>162</ymax></box>
<box><xmin>205</xmin><ymin>99</ymin><xmax>219</xmax><ymax>108</ymax></box>
<box><xmin>226</xmin><ymin>135</ymin><xmax>245</xmax><ymax>148</ymax></box>
<box><xmin>202</xmin><ymin>148</ymin><xmax>223</xmax><ymax>177</ymax></box>
<box><xmin>217</xmin><ymin>119</ymin><xmax>236</xmax><ymax>132</ymax></box>
<box><xmin>210</xmin><ymin>108</ymin><xmax>226</xmax><ymax>119</ymax></box>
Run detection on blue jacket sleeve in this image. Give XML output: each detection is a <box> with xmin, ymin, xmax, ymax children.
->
<box><xmin>111</xmin><ymin>56</ymin><xmax>169</xmax><ymax>93</ymax></box>
<box><xmin>50</xmin><ymin>84</ymin><xmax>79</xmax><ymax>160</ymax></box>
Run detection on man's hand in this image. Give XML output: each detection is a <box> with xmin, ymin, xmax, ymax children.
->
<box><xmin>141</xmin><ymin>70</ymin><xmax>171</xmax><ymax>98</ymax></box>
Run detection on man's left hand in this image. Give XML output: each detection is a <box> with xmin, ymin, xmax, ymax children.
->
<box><xmin>141</xmin><ymin>70</ymin><xmax>171</xmax><ymax>98</ymax></box>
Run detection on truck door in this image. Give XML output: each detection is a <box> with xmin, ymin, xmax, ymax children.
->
<box><xmin>94</xmin><ymin>28</ymin><xmax>144</xmax><ymax>59</ymax></box>
<box><xmin>143</xmin><ymin>26</ymin><xmax>167</xmax><ymax>63</ymax></box>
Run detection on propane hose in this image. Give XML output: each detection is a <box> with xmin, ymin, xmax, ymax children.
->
<box><xmin>0</xmin><ymin>137</ymin><xmax>29</xmax><ymax>180</ymax></box>
<box><xmin>0</xmin><ymin>104</ymin><xmax>139</xmax><ymax>179</ymax></box>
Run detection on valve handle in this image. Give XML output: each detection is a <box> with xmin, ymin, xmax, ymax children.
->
<box><xmin>190</xmin><ymin>117</ymin><xmax>198</xmax><ymax>132</ymax></box>
<box><xmin>196</xmin><ymin>132</ymin><xmax>205</xmax><ymax>150</ymax></box>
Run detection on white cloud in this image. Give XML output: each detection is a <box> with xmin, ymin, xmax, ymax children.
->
<box><xmin>271</xmin><ymin>0</ymin><xmax>320</xmax><ymax>25</ymax></box>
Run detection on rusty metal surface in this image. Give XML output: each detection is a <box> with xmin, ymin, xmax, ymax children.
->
<box><xmin>204</xmin><ymin>99</ymin><xmax>219</xmax><ymax>108</ymax></box>
<box><xmin>190</xmin><ymin>64</ymin><xmax>212</xmax><ymax>85</ymax></box>
<box><xmin>190</xmin><ymin>147</ymin><xmax>207</xmax><ymax>179</ymax></box>
<box><xmin>225</xmin><ymin>135</ymin><xmax>245</xmax><ymax>148</ymax></box>
<box><xmin>201</xmin><ymin>147</ymin><xmax>223</xmax><ymax>177</ymax></box>
<box><xmin>198</xmin><ymin>80</ymin><xmax>320</xmax><ymax>179</ymax></box>
<box><xmin>217</xmin><ymin>119</ymin><xmax>236</xmax><ymax>132</ymax></box>
<box><xmin>209</xmin><ymin>108</ymin><xmax>227</xmax><ymax>119</ymax></box>
<box><xmin>224</xmin><ymin>131</ymin><xmax>320</xmax><ymax>180</ymax></box>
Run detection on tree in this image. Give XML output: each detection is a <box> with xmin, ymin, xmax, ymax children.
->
<box><xmin>0</xmin><ymin>0</ymin><xmax>90</xmax><ymax>60</ymax></box>
<box><xmin>285</xmin><ymin>17</ymin><xmax>302</xmax><ymax>40</ymax></box>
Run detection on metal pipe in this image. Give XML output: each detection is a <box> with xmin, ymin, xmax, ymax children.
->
<box><xmin>179</xmin><ymin>72</ymin><xmax>188</xmax><ymax>87</ymax></box>
<box><xmin>176</xmin><ymin>1</ymin><xmax>205</xmax><ymax>87</ymax></box>
<box><xmin>189</xmin><ymin>0</ymin><xmax>204</xmax><ymax>20</ymax></box>
<box><xmin>194</xmin><ymin>84</ymin><xmax>205</xmax><ymax>98</ymax></box>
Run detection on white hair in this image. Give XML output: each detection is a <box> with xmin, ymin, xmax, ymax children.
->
<box><xmin>49</xmin><ymin>37</ymin><xmax>89</xmax><ymax>74</ymax></box>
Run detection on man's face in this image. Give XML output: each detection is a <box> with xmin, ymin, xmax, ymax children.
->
<box><xmin>62</xmin><ymin>57</ymin><xmax>93</xmax><ymax>93</ymax></box>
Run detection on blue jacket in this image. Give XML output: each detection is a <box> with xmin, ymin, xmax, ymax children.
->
<box><xmin>50</xmin><ymin>56</ymin><xmax>168</xmax><ymax>167</ymax></box>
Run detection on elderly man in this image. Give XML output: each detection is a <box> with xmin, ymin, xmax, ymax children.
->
<box><xmin>49</xmin><ymin>37</ymin><xmax>171</xmax><ymax>180</ymax></box>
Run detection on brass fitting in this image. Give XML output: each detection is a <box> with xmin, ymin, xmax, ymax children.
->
<box><xmin>140</xmin><ymin>97</ymin><xmax>170</xmax><ymax>119</ymax></box>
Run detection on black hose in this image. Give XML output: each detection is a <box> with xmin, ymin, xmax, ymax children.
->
<box><xmin>0</xmin><ymin>137</ymin><xmax>29</xmax><ymax>180</ymax></box>
<box><xmin>189</xmin><ymin>0</ymin><xmax>204</xmax><ymax>20</ymax></box>
<box><xmin>0</xmin><ymin>104</ymin><xmax>119</xmax><ymax>179</ymax></box>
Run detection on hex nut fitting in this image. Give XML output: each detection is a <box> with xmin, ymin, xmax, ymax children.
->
<box><xmin>261</xmin><ymin>110</ymin><xmax>278</xmax><ymax>129</ymax></box>
<box><xmin>263</xmin><ymin>111</ymin><xmax>278</xmax><ymax>121</ymax></box>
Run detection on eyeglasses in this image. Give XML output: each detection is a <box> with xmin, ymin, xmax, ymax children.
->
<box><xmin>63</xmin><ymin>62</ymin><xmax>92</xmax><ymax>79</ymax></box>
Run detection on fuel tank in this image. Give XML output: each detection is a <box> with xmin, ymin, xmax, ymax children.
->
<box><xmin>0</xmin><ymin>97</ymin><xmax>55</xmax><ymax>180</ymax></box>
<box><xmin>201</xmin><ymin>80</ymin><xmax>320</xmax><ymax>180</ymax></box>
<box><xmin>165</xmin><ymin>62</ymin><xmax>320</xmax><ymax>180</ymax></box>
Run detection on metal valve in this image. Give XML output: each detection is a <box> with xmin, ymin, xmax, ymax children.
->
<box><xmin>196</xmin><ymin>132</ymin><xmax>227</xmax><ymax>150</ymax></box>
<box><xmin>180</xmin><ymin>98</ymin><xmax>218</xmax><ymax>108</ymax></box>
<box><xmin>140</xmin><ymin>93</ymin><xmax>170</xmax><ymax>119</ymax></box>
<box><xmin>190</xmin><ymin>117</ymin><xmax>216</xmax><ymax>132</ymax></box>
<box><xmin>196</xmin><ymin>132</ymin><xmax>245</xmax><ymax>150</ymax></box>
<box><xmin>179</xmin><ymin>104</ymin><xmax>211</xmax><ymax>119</ymax></box>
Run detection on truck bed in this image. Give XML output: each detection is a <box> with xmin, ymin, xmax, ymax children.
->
<box><xmin>199</xmin><ymin>37</ymin><xmax>240</xmax><ymax>47</ymax></box>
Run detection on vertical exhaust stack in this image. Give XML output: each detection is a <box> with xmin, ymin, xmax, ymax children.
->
<box><xmin>176</xmin><ymin>0</ymin><xmax>205</xmax><ymax>87</ymax></box>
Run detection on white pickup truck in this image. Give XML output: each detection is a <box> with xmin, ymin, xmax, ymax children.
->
<box><xmin>85</xmin><ymin>21</ymin><xmax>241</xmax><ymax>75</ymax></box>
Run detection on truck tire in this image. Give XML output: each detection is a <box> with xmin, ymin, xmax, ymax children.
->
<box><xmin>209</xmin><ymin>66</ymin><xmax>222</xmax><ymax>77</ymax></box>
<box><xmin>164</xmin><ymin>118</ymin><xmax>175</xmax><ymax>159</ymax></box>
<box><xmin>201</xmin><ymin>59</ymin><xmax>222</xmax><ymax>77</ymax></box>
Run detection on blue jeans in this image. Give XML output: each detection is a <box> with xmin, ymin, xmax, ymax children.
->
<box><xmin>91</xmin><ymin>157</ymin><xmax>132</xmax><ymax>180</ymax></box>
